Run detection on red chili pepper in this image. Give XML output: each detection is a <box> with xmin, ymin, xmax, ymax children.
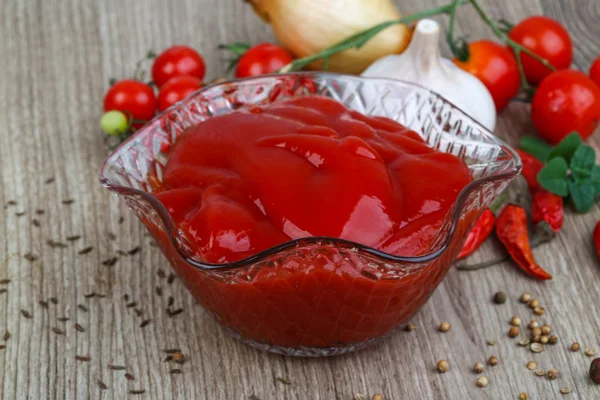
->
<box><xmin>531</xmin><ymin>190</ymin><xmax>564</xmax><ymax>232</ymax></box>
<box><xmin>496</xmin><ymin>204</ymin><xmax>552</xmax><ymax>280</ymax></box>
<box><xmin>457</xmin><ymin>209</ymin><xmax>496</xmax><ymax>259</ymax></box>
<box><xmin>594</xmin><ymin>221</ymin><xmax>600</xmax><ymax>258</ymax></box>
<box><xmin>516</xmin><ymin>149</ymin><xmax>544</xmax><ymax>192</ymax></box>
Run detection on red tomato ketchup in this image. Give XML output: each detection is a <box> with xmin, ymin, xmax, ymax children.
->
<box><xmin>151</xmin><ymin>96</ymin><xmax>475</xmax><ymax>349</ymax></box>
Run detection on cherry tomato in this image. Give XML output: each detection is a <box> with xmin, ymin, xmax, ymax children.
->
<box><xmin>453</xmin><ymin>40</ymin><xmax>520</xmax><ymax>111</ymax></box>
<box><xmin>103</xmin><ymin>79</ymin><xmax>156</xmax><ymax>128</ymax></box>
<box><xmin>531</xmin><ymin>70</ymin><xmax>600</xmax><ymax>144</ymax></box>
<box><xmin>508</xmin><ymin>16</ymin><xmax>573</xmax><ymax>85</ymax></box>
<box><xmin>589</xmin><ymin>56</ymin><xmax>600</xmax><ymax>88</ymax></box>
<box><xmin>158</xmin><ymin>76</ymin><xmax>203</xmax><ymax>112</ymax></box>
<box><xmin>100</xmin><ymin>110</ymin><xmax>129</xmax><ymax>136</ymax></box>
<box><xmin>235</xmin><ymin>43</ymin><xmax>293</xmax><ymax>78</ymax></box>
<box><xmin>152</xmin><ymin>46</ymin><xmax>206</xmax><ymax>88</ymax></box>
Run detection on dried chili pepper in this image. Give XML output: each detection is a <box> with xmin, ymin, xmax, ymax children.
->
<box><xmin>594</xmin><ymin>221</ymin><xmax>600</xmax><ymax>258</ymax></box>
<box><xmin>496</xmin><ymin>204</ymin><xmax>552</xmax><ymax>280</ymax></box>
<box><xmin>531</xmin><ymin>190</ymin><xmax>564</xmax><ymax>232</ymax></box>
<box><xmin>516</xmin><ymin>149</ymin><xmax>544</xmax><ymax>192</ymax></box>
<box><xmin>457</xmin><ymin>209</ymin><xmax>496</xmax><ymax>259</ymax></box>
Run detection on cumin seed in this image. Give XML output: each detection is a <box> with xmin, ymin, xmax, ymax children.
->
<box><xmin>78</xmin><ymin>246</ymin><xmax>94</xmax><ymax>255</ymax></box>
<box><xmin>168</xmin><ymin>296</ymin><xmax>174</xmax><ymax>307</ymax></box>
<box><xmin>15</xmin><ymin>211</ymin><xmax>26</xmax><ymax>217</ymax></box>
<box><xmin>35</xmin><ymin>209</ymin><xmax>45</xmax><ymax>215</ymax></box>
<box><xmin>0</xmin><ymin>279</ymin><xmax>10</xmax><ymax>285</ymax></box>
<box><xmin>123</xmin><ymin>294</ymin><xmax>129</xmax><ymax>302</ymax></box>
<box><xmin>61</xmin><ymin>199</ymin><xmax>75</xmax><ymax>205</ymax></box>
<box><xmin>163</xmin><ymin>348</ymin><xmax>181</xmax><ymax>354</ymax></box>
<box><xmin>102</xmin><ymin>257</ymin><xmax>118</xmax><ymax>267</ymax></box>
<box><xmin>45</xmin><ymin>177</ymin><xmax>55</xmax><ymax>184</ymax></box>
<box><xmin>134</xmin><ymin>309</ymin><xmax>142</xmax><ymax>317</ymax></box>
<box><xmin>46</xmin><ymin>239</ymin><xmax>67</xmax><ymax>249</ymax></box>
<box><xmin>49</xmin><ymin>297</ymin><xmax>58</xmax><ymax>304</ymax></box>
<box><xmin>129</xmin><ymin>389</ymin><xmax>145</xmax><ymax>395</ymax></box>
<box><xmin>3</xmin><ymin>331</ymin><xmax>10</xmax><ymax>341</ymax></box>
<box><xmin>95</xmin><ymin>293</ymin><xmax>106</xmax><ymax>298</ymax></box>
<box><xmin>168</xmin><ymin>308</ymin><xmax>183</xmax><ymax>317</ymax></box>
<box><xmin>276</xmin><ymin>377</ymin><xmax>291</xmax><ymax>385</ymax></box>
<box><xmin>75</xmin><ymin>323</ymin><xmax>85</xmax><ymax>332</ymax></box>
<box><xmin>84</xmin><ymin>292</ymin><xmax>95</xmax><ymax>298</ymax></box>
<box><xmin>96</xmin><ymin>379</ymin><xmax>108</xmax><ymax>390</ymax></box>
<box><xmin>125</xmin><ymin>372</ymin><xmax>135</xmax><ymax>381</ymax></box>
<box><xmin>167</xmin><ymin>273</ymin><xmax>176</xmax><ymax>284</ymax></box>
<box><xmin>164</xmin><ymin>355</ymin><xmax>173</xmax><ymax>362</ymax></box>
<box><xmin>66</xmin><ymin>235</ymin><xmax>81</xmax><ymax>241</ymax></box>
<box><xmin>108</xmin><ymin>364</ymin><xmax>126</xmax><ymax>371</ymax></box>
<box><xmin>57</xmin><ymin>317</ymin><xmax>69</xmax><ymax>322</ymax></box>
<box><xmin>52</xmin><ymin>327</ymin><xmax>64</xmax><ymax>335</ymax></box>
<box><xmin>32</xmin><ymin>219</ymin><xmax>41</xmax><ymax>227</ymax></box>
<box><xmin>39</xmin><ymin>300</ymin><xmax>49</xmax><ymax>308</ymax></box>
<box><xmin>128</xmin><ymin>246</ymin><xmax>141</xmax><ymax>255</ymax></box>
<box><xmin>24</xmin><ymin>253</ymin><xmax>38</xmax><ymax>262</ymax></box>
<box><xmin>6</xmin><ymin>200</ymin><xmax>16</xmax><ymax>206</ymax></box>
<box><xmin>76</xmin><ymin>355</ymin><xmax>90</xmax><ymax>362</ymax></box>
<box><xmin>21</xmin><ymin>310</ymin><xmax>32</xmax><ymax>318</ymax></box>
<box><xmin>0</xmin><ymin>345</ymin><xmax>5</xmax><ymax>350</ymax></box>
<box><xmin>126</xmin><ymin>302</ymin><xmax>137</xmax><ymax>308</ymax></box>
<box><xmin>170</xmin><ymin>369</ymin><xmax>182</xmax><ymax>374</ymax></box>
<box><xmin>157</xmin><ymin>269</ymin><xmax>166</xmax><ymax>278</ymax></box>
<box><xmin>77</xmin><ymin>304</ymin><xmax>88</xmax><ymax>312</ymax></box>
<box><xmin>140</xmin><ymin>319</ymin><xmax>152</xmax><ymax>328</ymax></box>
<box><xmin>155</xmin><ymin>286</ymin><xmax>162</xmax><ymax>296</ymax></box>
<box><xmin>118</xmin><ymin>216</ymin><xmax>125</xmax><ymax>224</ymax></box>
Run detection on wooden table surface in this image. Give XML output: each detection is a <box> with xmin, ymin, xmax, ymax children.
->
<box><xmin>2</xmin><ymin>0</ymin><xmax>600</xmax><ymax>399</ymax></box>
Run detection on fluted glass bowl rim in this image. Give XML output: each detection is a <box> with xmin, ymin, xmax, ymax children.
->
<box><xmin>100</xmin><ymin>72</ymin><xmax>522</xmax><ymax>270</ymax></box>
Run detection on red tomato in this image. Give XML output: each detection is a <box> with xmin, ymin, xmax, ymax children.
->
<box><xmin>158</xmin><ymin>76</ymin><xmax>203</xmax><ymax>112</ymax></box>
<box><xmin>508</xmin><ymin>16</ymin><xmax>573</xmax><ymax>85</ymax></box>
<box><xmin>532</xmin><ymin>70</ymin><xmax>600</xmax><ymax>144</ymax></box>
<box><xmin>103</xmin><ymin>79</ymin><xmax>156</xmax><ymax>128</ymax></box>
<box><xmin>235</xmin><ymin>43</ymin><xmax>293</xmax><ymax>78</ymax></box>
<box><xmin>152</xmin><ymin>46</ymin><xmax>206</xmax><ymax>88</ymax></box>
<box><xmin>453</xmin><ymin>40</ymin><xmax>520</xmax><ymax>111</ymax></box>
<box><xmin>590</xmin><ymin>56</ymin><xmax>600</xmax><ymax>88</ymax></box>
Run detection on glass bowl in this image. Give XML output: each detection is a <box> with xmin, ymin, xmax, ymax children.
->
<box><xmin>100</xmin><ymin>73</ymin><xmax>521</xmax><ymax>357</ymax></box>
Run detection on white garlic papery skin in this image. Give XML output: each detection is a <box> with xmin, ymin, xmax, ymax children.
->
<box><xmin>362</xmin><ymin>19</ymin><xmax>497</xmax><ymax>132</ymax></box>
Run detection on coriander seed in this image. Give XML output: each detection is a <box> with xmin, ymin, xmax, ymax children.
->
<box><xmin>509</xmin><ymin>326</ymin><xmax>520</xmax><ymax>338</ymax></box>
<box><xmin>519</xmin><ymin>393</ymin><xmax>528</xmax><ymax>400</ymax></box>
<box><xmin>531</xmin><ymin>343</ymin><xmax>543</xmax><ymax>353</ymax></box>
<box><xmin>172</xmin><ymin>351</ymin><xmax>185</xmax><ymax>364</ymax></box>
<box><xmin>488</xmin><ymin>356</ymin><xmax>499</xmax><ymax>366</ymax></box>
<box><xmin>535</xmin><ymin>369</ymin><xmax>546</xmax><ymax>377</ymax></box>
<box><xmin>528</xmin><ymin>320</ymin><xmax>539</xmax><ymax>330</ymax></box>
<box><xmin>585</xmin><ymin>348</ymin><xmax>597</xmax><ymax>357</ymax></box>
<box><xmin>520</xmin><ymin>293</ymin><xmax>531</xmax><ymax>303</ymax></box>
<box><xmin>487</xmin><ymin>339</ymin><xmax>496</xmax><ymax>346</ymax></box>
<box><xmin>473</xmin><ymin>362</ymin><xmax>484</xmax><ymax>373</ymax></box>
<box><xmin>531</xmin><ymin>327</ymin><xmax>542</xmax><ymax>337</ymax></box>
<box><xmin>540</xmin><ymin>335</ymin><xmax>549</xmax><ymax>345</ymax></box>
<box><xmin>518</xmin><ymin>338</ymin><xmax>530</xmax><ymax>347</ymax></box>
<box><xmin>493</xmin><ymin>291</ymin><xmax>507</xmax><ymax>304</ymax></box>
<box><xmin>571</xmin><ymin>342</ymin><xmax>580</xmax><ymax>352</ymax></box>
<box><xmin>526</xmin><ymin>361</ymin><xmax>537</xmax><ymax>370</ymax></box>
<box><xmin>560</xmin><ymin>387</ymin><xmax>572</xmax><ymax>394</ymax></box>
<box><xmin>511</xmin><ymin>316</ymin><xmax>521</xmax><ymax>326</ymax></box>
<box><xmin>439</xmin><ymin>322</ymin><xmax>451</xmax><ymax>333</ymax></box>
<box><xmin>549</xmin><ymin>335</ymin><xmax>558</xmax><ymax>345</ymax></box>
<box><xmin>533</xmin><ymin>307</ymin><xmax>545</xmax><ymax>316</ymax></box>
<box><xmin>476</xmin><ymin>376</ymin><xmax>488</xmax><ymax>387</ymax></box>
<box><xmin>547</xmin><ymin>368</ymin><xmax>558</xmax><ymax>380</ymax></box>
<box><xmin>372</xmin><ymin>394</ymin><xmax>384</xmax><ymax>400</ymax></box>
<box><xmin>529</xmin><ymin>299</ymin><xmax>540</xmax><ymax>309</ymax></box>
<box><xmin>437</xmin><ymin>360</ymin><xmax>449</xmax><ymax>373</ymax></box>
<box><xmin>541</xmin><ymin>325</ymin><xmax>551</xmax><ymax>335</ymax></box>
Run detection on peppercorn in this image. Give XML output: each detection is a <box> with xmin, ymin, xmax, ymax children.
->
<box><xmin>439</xmin><ymin>322</ymin><xmax>451</xmax><ymax>333</ymax></box>
<box><xmin>571</xmin><ymin>342</ymin><xmax>580</xmax><ymax>352</ymax></box>
<box><xmin>520</xmin><ymin>293</ymin><xmax>531</xmax><ymax>303</ymax></box>
<box><xmin>493</xmin><ymin>291</ymin><xmax>507</xmax><ymax>304</ymax></box>
<box><xmin>511</xmin><ymin>316</ymin><xmax>521</xmax><ymax>326</ymax></box>
<box><xmin>488</xmin><ymin>356</ymin><xmax>499</xmax><ymax>366</ymax></box>
<box><xmin>547</xmin><ymin>368</ymin><xmax>558</xmax><ymax>380</ymax></box>
<box><xmin>509</xmin><ymin>326</ymin><xmax>520</xmax><ymax>338</ymax></box>
<box><xmin>476</xmin><ymin>376</ymin><xmax>488</xmax><ymax>387</ymax></box>
<box><xmin>437</xmin><ymin>360</ymin><xmax>449</xmax><ymax>373</ymax></box>
<box><xmin>590</xmin><ymin>358</ymin><xmax>600</xmax><ymax>384</ymax></box>
<box><xmin>529</xmin><ymin>299</ymin><xmax>540</xmax><ymax>309</ymax></box>
<box><xmin>474</xmin><ymin>362</ymin><xmax>484</xmax><ymax>373</ymax></box>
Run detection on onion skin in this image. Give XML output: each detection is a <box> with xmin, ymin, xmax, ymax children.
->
<box><xmin>247</xmin><ymin>0</ymin><xmax>412</xmax><ymax>74</ymax></box>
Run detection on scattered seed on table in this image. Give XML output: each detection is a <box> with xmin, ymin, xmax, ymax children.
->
<box><xmin>511</xmin><ymin>316</ymin><xmax>521</xmax><ymax>326</ymax></box>
<box><xmin>168</xmin><ymin>296</ymin><xmax>174</xmax><ymax>307</ymax></box>
<box><xmin>157</xmin><ymin>269</ymin><xmax>166</xmax><ymax>279</ymax></box>
<box><xmin>139</xmin><ymin>319</ymin><xmax>152</xmax><ymax>328</ymax></box>
<box><xmin>372</xmin><ymin>395</ymin><xmax>384</xmax><ymax>400</ymax></box>
<box><xmin>164</xmin><ymin>355</ymin><xmax>173</xmax><ymax>363</ymax></box>
<box><xmin>0</xmin><ymin>279</ymin><xmax>10</xmax><ymax>285</ymax></box>
<box><xmin>585</xmin><ymin>348</ymin><xmax>597</xmax><ymax>357</ymax></box>
<box><xmin>541</xmin><ymin>325</ymin><xmax>551</xmax><ymax>335</ymax></box>
<box><xmin>531</xmin><ymin>343</ymin><xmax>543</xmax><ymax>353</ymax></box>
<box><xmin>125</xmin><ymin>372</ymin><xmax>135</xmax><ymax>381</ymax></box>
<box><xmin>528</xmin><ymin>299</ymin><xmax>540</xmax><ymax>309</ymax></box>
<box><xmin>107</xmin><ymin>232</ymin><xmax>117</xmax><ymax>240</ymax></box>
<box><xmin>155</xmin><ymin>286</ymin><xmax>163</xmax><ymax>296</ymax></box>
<box><xmin>96</xmin><ymin>379</ymin><xmax>108</xmax><ymax>390</ymax></box>
<box><xmin>77</xmin><ymin>304</ymin><xmax>88</xmax><ymax>312</ymax></box>
<box><xmin>549</xmin><ymin>335</ymin><xmax>558</xmax><ymax>345</ymax></box>
<box><xmin>170</xmin><ymin>369</ymin><xmax>182</xmax><ymax>374</ymax></box>
<box><xmin>488</xmin><ymin>356</ymin><xmax>499</xmax><ymax>366</ymax></box>
<box><xmin>83</xmin><ymin>292</ymin><xmax>95</xmax><ymax>299</ymax></box>
<box><xmin>473</xmin><ymin>362</ymin><xmax>484</xmax><ymax>373</ymax></box>
<box><xmin>437</xmin><ymin>360</ymin><xmax>449</xmax><ymax>373</ymax></box>
<box><xmin>102</xmin><ymin>257</ymin><xmax>118</xmax><ymax>267</ymax></box>
<box><xmin>519</xmin><ymin>393</ymin><xmax>528</xmax><ymax>400</ymax></box>
<box><xmin>163</xmin><ymin>348</ymin><xmax>181</xmax><ymax>354</ymax></box>
<box><xmin>3</xmin><ymin>331</ymin><xmax>10</xmax><ymax>341</ymax></box>
<box><xmin>518</xmin><ymin>338</ymin><xmax>530</xmax><ymax>347</ymax></box>
<box><xmin>61</xmin><ymin>199</ymin><xmax>74</xmax><ymax>205</ymax></box>
<box><xmin>439</xmin><ymin>322</ymin><xmax>451</xmax><ymax>332</ymax></box>
<box><xmin>520</xmin><ymin>293</ymin><xmax>531</xmax><ymax>303</ymax></box>
<box><xmin>535</xmin><ymin>369</ymin><xmax>546</xmax><ymax>377</ymax></box>
<box><xmin>118</xmin><ymin>216</ymin><xmax>124</xmax><ymax>224</ymax></box>
<box><xmin>35</xmin><ymin>209</ymin><xmax>45</xmax><ymax>215</ymax></box>
<box><xmin>487</xmin><ymin>339</ymin><xmax>496</xmax><ymax>346</ymax></box>
<box><xmin>39</xmin><ymin>300</ymin><xmax>49</xmax><ymax>309</ymax></box>
<box><xmin>571</xmin><ymin>342</ymin><xmax>580</xmax><ymax>352</ymax></box>
<box><xmin>24</xmin><ymin>253</ymin><xmax>38</xmax><ymax>262</ymax></box>
<box><xmin>126</xmin><ymin>302</ymin><xmax>137</xmax><ymax>308</ymax></box>
<box><xmin>526</xmin><ymin>361</ymin><xmax>537</xmax><ymax>370</ymax></box>
<box><xmin>78</xmin><ymin>247</ymin><xmax>94</xmax><ymax>255</ymax></box>
<box><xmin>276</xmin><ymin>377</ymin><xmax>291</xmax><ymax>385</ymax></box>
<box><xmin>46</xmin><ymin>239</ymin><xmax>68</xmax><ymax>249</ymax></box>
<box><xmin>134</xmin><ymin>309</ymin><xmax>142</xmax><ymax>317</ymax></box>
<box><xmin>560</xmin><ymin>387</ymin><xmax>571</xmax><ymax>394</ymax></box>
<box><xmin>128</xmin><ymin>246</ymin><xmax>141</xmax><ymax>255</ymax></box>
<box><xmin>0</xmin><ymin>345</ymin><xmax>5</xmax><ymax>350</ymax></box>
<box><xmin>49</xmin><ymin>297</ymin><xmax>58</xmax><ymax>304</ymax></box>
<box><xmin>172</xmin><ymin>351</ymin><xmax>185</xmax><ymax>364</ymax></box>
<box><xmin>590</xmin><ymin>358</ymin><xmax>600</xmax><ymax>383</ymax></box>
<box><xmin>76</xmin><ymin>355</ymin><xmax>91</xmax><ymax>362</ymax></box>
<box><xmin>509</xmin><ymin>326</ymin><xmax>520</xmax><ymax>338</ymax></box>
<box><xmin>404</xmin><ymin>322</ymin><xmax>416</xmax><ymax>332</ymax></box>
<box><xmin>21</xmin><ymin>310</ymin><xmax>32</xmax><ymax>319</ymax></box>
<box><xmin>45</xmin><ymin>177</ymin><xmax>55</xmax><ymax>184</ymax></box>
<box><xmin>354</xmin><ymin>394</ymin><xmax>366</xmax><ymax>400</ymax></box>
<box><xmin>52</xmin><ymin>327</ymin><xmax>64</xmax><ymax>335</ymax></box>
<box><xmin>547</xmin><ymin>368</ymin><xmax>558</xmax><ymax>380</ymax></box>
<box><xmin>66</xmin><ymin>235</ymin><xmax>81</xmax><ymax>241</ymax></box>
<box><xmin>32</xmin><ymin>219</ymin><xmax>40</xmax><ymax>227</ymax></box>
<box><xmin>540</xmin><ymin>335</ymin><xmax>549</xmax><ymax>344</ymax></box>
<box><xmin>123</xmin><ymin>294</ymin><xmax>129</xmax><ymax>302</ymax></box>
<box><xmin>75</xmin><ymin>323</ymin><xmax>85</xmax><ymax>332</ymax></box>
<box><xmin>534</xmin><ymin>307</ymin><xmax>545</xmax><ymax>316</ymax></box>
<box><xmin>96</xmin><ymin>293</ymin><xmax>106</xmax><ymax>298</ymax></box>
<box><xmin>167</xmin><ymin>273</ymin><xmax>176</xmax><ymax>284</ymax></box>
<box><xmin>108</xmin><ymin>365</ymin><xmax>126</xmax><ymax>371</ymax></box>
<box><xmin>6</xmin><ymin>200</ymin><xmax>16</xmax><ymax>206</ymax></box>
<box><xmin>15</xmin><ymin>212</ymin><xmax>26</xmax><ymax>217</ymax></box>
<box><xmin>57</xmin><ymin>317</ymin><xmax>69</xmax><ymax>322</ymax></box>
<box><xmin>168</xmin><ymin>308</ymin><xmax>183</xmax><ymax>317</ymax></box>
<box><xmin>476</xmin><ymin>376</ymin><xmax>488</xmax><ymax>387</ymax></box>
<box><xmin>493</xmin><ymin>291</ymin><xmax>507</xmax><ymax>304</ymax></box>
<box><xmin>129</xmin><ymin>389</ymin><xmax>145</xmax><ymax>395</ymax></box>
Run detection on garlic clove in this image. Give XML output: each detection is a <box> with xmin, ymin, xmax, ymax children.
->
<box><xmin>362</xmin><ymin>19</ymin><xmax>496</xmax><ymax>131</ymax></box>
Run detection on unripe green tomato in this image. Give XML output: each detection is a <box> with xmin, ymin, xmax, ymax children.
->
<box><xmin>100</xmin><ymin>110</ymin><xmax>129</xmax><ymax>136</ymax></box>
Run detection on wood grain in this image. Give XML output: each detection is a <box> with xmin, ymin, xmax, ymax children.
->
<box><xmin>1</xmin><ymin>0</ymin><xmax>600</xmax><ymax>399</ymax></box>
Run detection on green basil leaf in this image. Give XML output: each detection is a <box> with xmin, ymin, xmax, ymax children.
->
<box><xmin>591</xmin><ymin>165</ymin><xmax>600</xmax><ymax>194</ymax></box>
<box><xmin>569</xmin><ymin>180</ymin><xmax>596</xmax><ymax>213</ymax></box>
<box><xmin>547</xmin><ymin>132</ymin><xmax>582</xmax><ymax>162</ymax></box>
<box><xmin>520</xmin><ymin>136</ymin><xmax>551</xmax><ymax>161</ymax></box>
<box><xmin>570</xmin><ymin>144</ymin><xmax>596</xmax><ymax>182</ymax></box>
<box><xmin>537</xmin><ymin>157</ymin><xmax>569</xmax><ymax>196</ymax></box>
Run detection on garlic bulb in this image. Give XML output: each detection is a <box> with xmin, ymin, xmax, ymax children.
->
<box><xmin>247</xmin><ymin>0</ymin><xmax>412</xmax><ymax>74</ymax></box>
<box><xmin>362</xmin><ymin>19</ymin><xmax>496</xmax><ymax>131</ymax></box>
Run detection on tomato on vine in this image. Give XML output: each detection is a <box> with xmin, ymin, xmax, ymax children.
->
<box><xmin>103</xmin><ymin>79</ymin><xmax>156</xmax><ymax>128</ymax></box>
<box><xmin>453</xmin><ymin>40</ymin><xmax>520</xmax><ymax>111</ymax></box>
<box><xmin>508</xmin><ymin>16</ymin><xmax>573</xmax><ymax>85</ymax></box>
<box><xmin>152</xmin><ymin>45</ymin><xmax>206</xmax><ymax>88</ymax></box>
<box><xmin>158</xmin><ymin>76</ymin><xmax>203</xmax><ymax>112</ymax></box>
<box><xmin>221</xmin><ymin>42</ymin><xmax>293</xmax><ymax>78</ymax></box>
<box><xmin>531</xmin><ymin>70</ymin><xmax>600</xmax><ymax>144</ymax></box>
